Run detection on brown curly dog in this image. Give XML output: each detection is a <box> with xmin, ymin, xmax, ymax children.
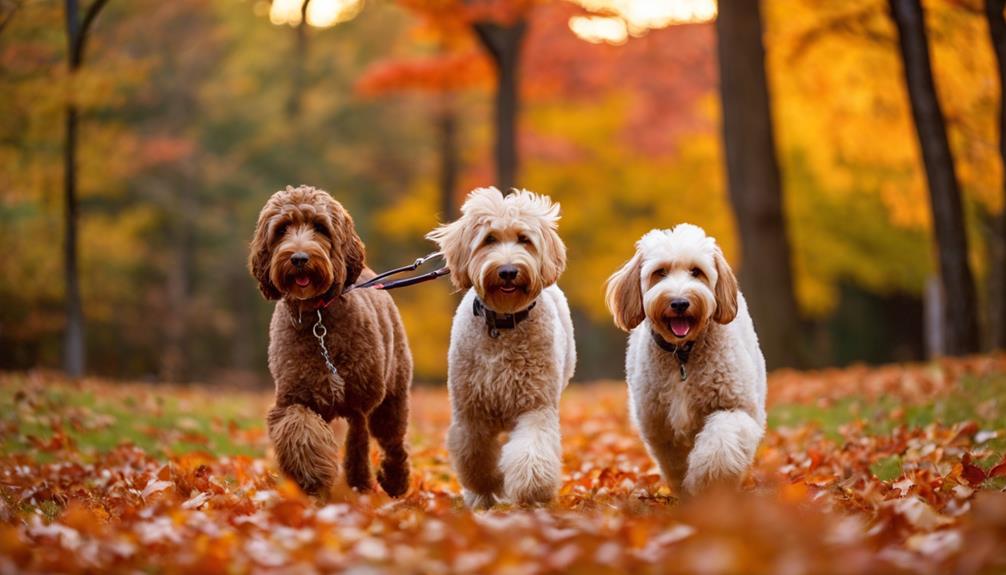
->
<box><xmin>249</xmin><ymin>185</ymin><xmax>412</xmax><ymax>497</ymax></box>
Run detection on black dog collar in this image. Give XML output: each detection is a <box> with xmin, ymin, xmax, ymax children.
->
<box><xmin>650</xmin><ymin>329</ymin><xmax>695</xmax><ymax>381</ymax></box>
<box><xmin>473</xmin><ymin>297</ymin><xmax>537</xmax><ymax>338</ymax></box>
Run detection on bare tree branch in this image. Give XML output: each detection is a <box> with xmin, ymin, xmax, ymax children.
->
<box><xmin>0</xmin><ymin>0</ymin><xmax>25</xmax><ymax>38</ymax></box>
<box><xmin>70</xmin><ymin>0</ymin><xmax>110</xmax><ymax>68</ymax></box>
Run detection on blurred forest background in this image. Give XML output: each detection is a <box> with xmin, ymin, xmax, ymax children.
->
<box><xmin>1</xmin><ymin>0</ymin><xmax>1004</xmax><ymax>385</ymax></box>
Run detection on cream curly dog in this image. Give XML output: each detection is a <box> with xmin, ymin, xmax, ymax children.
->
<box><xmin>427</xmin><ymin>187</ymin><xmax>576</xmax><ymax>509</ymax></box>
<box><xmin>605</xmin><ymin>224</ymin><xmax>766</xmax><ymax>496</ymax></box>
<box><xmin>249</xmin><ymin>185</ymin><xmax>411</xmax><ymax>497</ymax></box>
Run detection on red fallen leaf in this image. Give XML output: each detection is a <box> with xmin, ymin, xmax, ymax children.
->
<box><xmin>960</xmin><ymin>454</ymin><xmax>987</xmax><ymax>486</ymax></box>
<box><xmin>807</xmin><ymin>448</ymin><xmax>825</xmax><ymax>472</ymax></box>
<box><xmin>949</xmin><ymin>421</ymin><xmax>979</xmax><ymax>445</ymax></box>
<box><xmin>989</xmin><ymin>457</ymin><xmax>1006</xmax><ymax>479</ymax></box>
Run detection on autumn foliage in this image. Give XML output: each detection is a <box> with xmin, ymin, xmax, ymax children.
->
<box><xmin>2</xmin><ymin>356</ymin><xmax>1006</xmax><ymax>573</ymax></box>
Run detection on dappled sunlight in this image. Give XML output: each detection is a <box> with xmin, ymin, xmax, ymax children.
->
<box><xmin>268</xmin><ymin>0</ymin><xmax>364</xmax><ymax>28</ymax></box>
<box><xmin>570</xmin><ymin>0</ymin><xmax>717</xmax><ymax>44</ymax></box>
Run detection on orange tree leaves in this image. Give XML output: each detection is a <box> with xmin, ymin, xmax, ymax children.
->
<box><xmin>357</xmin><ymin>52</ymin><xmax>492</xmax><ymax>96</ymax></box>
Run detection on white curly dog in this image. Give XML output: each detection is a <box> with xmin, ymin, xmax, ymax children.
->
<box><xmin>427</xmin><ymin>187</ymin><xmax>576</xmax><ymax>509</ymax></box>
<box><xmin>605</xmin><ymin>224</ymin><xmax>766</xmax><ymax>496</ymax></box>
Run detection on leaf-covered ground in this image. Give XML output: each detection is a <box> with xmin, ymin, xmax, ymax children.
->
<box><xmin>2</xmin><ymin>357</ymin><xmax>1006</xmax><ymax>574</ymax></box>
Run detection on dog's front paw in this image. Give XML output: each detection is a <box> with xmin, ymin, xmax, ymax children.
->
<box><xmin>462</xmin><ymin>489</ymin><xmax>497</xmax><ymax>510</ymax></box>
<box><xmin>377</xmin><ymin>459</ymin><xmax>410</xmax><ymax>497</ymax></box>
<box><xmin>499</xmin><ymin>409</ymin><xmax>562</xmax><ymax>506</ymax></box>
<box><xmin>267</xmin><ymin>404</ymin><xmax>341</xmax><ymax>496</ymax></box>
<box><xmin>684</xmin><ymin>410</ymin><xmax>761</xmax><ymax>496</ymax></box>
<box><xmin>344</xmin><ymin>459</ymin><xmax>374</xmax><ymax>493</ymax></box>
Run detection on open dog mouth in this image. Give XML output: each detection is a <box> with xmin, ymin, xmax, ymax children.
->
<box><xmin>666</xmin><ymin>317</ymin><xmax>694</xmax><ymax>338</ymax></box>
<box><xmin>498</xmin><ymin>285</ymin><xmax>518</xmax><ymax>294</ymax></box>
<box><xmin>295</xmin><ymin>275</ymin><xmax>312</xmax><ymax>287</ymax></box>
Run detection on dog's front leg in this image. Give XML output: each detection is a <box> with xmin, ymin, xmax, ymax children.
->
<box><xmin>499</xmin><ymin>408</ymin><xmax>562</xmax><ymax>506</ymax></box>
<box><xmin>447</xmin><ymin>419</ymin><xmax>503</xmax><ymax>509</ymax></box>
<box><xmin>682</xmin><ymin>409</ymin><xmax>763</xmax><ymax>495</ymax></box>
<box><xmin>267</xmin><ymin>403</ymin><xmax>340</xmax><ymax>495</ymax></box>
<box><xmin>343</xmin><ymin>413</ymin><xmax>373</xmax><ymax>492</ymax></box>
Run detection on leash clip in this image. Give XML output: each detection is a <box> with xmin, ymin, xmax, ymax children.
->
<box><xmin>312</xmin><ymin>310</ymin><xmax>339</xmax><ymax>378</ymax></box>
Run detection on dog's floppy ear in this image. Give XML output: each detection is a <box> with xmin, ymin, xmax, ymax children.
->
<box><xmin>712</xmin><ymin>247</ymin><xmax>738</xmax><ymax>324</ymax></box>
<box><xmin>330</xmin><ymin>200</ymin><xmax>365</xmax><ymax>288</ymax></box>
<box><xmin>249</xmin><ymin>202</ymin><xmax>282</xmax><ymax>300</ymax></box>
<box><xmin>427</xmin><ymin>189</ymin><xmax>495</xmax><ymax>290</ymax></box>
<box><xmin>538</xmin><ymin>199</ymin><xmax>566</xmax><ymax>287</ymax></box>
<box><xmin>426</xmin><ymin>217</ymin><xmax>473</xmax><ymax>290</ymax></box>
<box><xmin>605</xmin><ymin>250</ymin><xmax>645</xmax><ymax>332</ymax></box>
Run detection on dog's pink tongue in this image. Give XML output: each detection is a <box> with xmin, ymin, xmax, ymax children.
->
<box><xmin>670</xmin><ymin>318</ymin><xmax>691</xmax><ymax>337</ymax></box>
<box><xmin>295</xmin><ymin>276</ymin><xmax>311</xmax><ymax>287</ymax></box>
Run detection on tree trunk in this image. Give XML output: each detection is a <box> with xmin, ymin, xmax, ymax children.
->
<box><xmin>63</xmin><ymin>0</ymin><xmax>84</xmax><ymax>377</ymax></box>
<box><xmin>472</xmin><ymin>20</ymin><xmax>525</xmax><ymax>193</ymax></box>
<box><xmin>286</xmin><ymin>0</ymin><xmax>310</xmax><ymax>119</ymax></box>
<box><xmin>160</xmin><ymin>172</ymin><xmax>196</xmax><ymax>383</ymax></box>
<box><xmin>60</xmin><ymin>0</ymin><xmax>108</xmax><ymax>377</ymax></box>
<box><xmin>715</xmin><ymin>0</ymin><xmax>803</xmax><ymax>368</ymax></box>
<box><xmin>63</xmin><ymin>101</ymin><xmax>85</xmax><ymax>377</ymax></box>
<box><xmin>889</xmin><ymin>0</ymin><xmax>980</xmax><ymax>355</ymax></box>
<box><xmin>986</xmin><ymin>0</ymin><xmax>1006</xmax><ymax>350</ymax></box>
<box><xmin>437</xmin><ymin>95</ymin><xmax>459</xmax><ymax>220</ymax></box>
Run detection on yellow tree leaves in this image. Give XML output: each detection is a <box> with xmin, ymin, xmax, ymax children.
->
<box><xmin>766</xmin><ymin>0</ymin><xmax>1001</xmax><ymax>224</ymax></box>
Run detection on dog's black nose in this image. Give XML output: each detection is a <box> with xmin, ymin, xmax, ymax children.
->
<box><xmin>670</xmin><ymin>298</ymin><xmax>690</xmax><ymax>313</ymax></box>
<box><xmin>291</xmin><ymin>252</ymin><xmax>309</xmax><ymax>268</ymax></box>
<box><xmin>498</xmin><ymin>265</ymin><xmax>519</xmax><ymax>281</ymax></box>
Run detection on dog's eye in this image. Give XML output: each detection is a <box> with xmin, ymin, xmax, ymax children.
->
<box><xmin>691</xmin><ymin>267</ymin><xmax>703</xmax><ymax>278</ymax></box>
<box><xmin>273</xmin><ymin>223</ymin><xmax>288</xmax><ymax>239</ymax></box>
<box><xmin>313</xmin><ymin>222</ymin><xmax>328</xmax><ymax>237</ymax></box>
<box><xmin>517</xmin><ymin>234</ymin><xmax>531</xmax><ymax>245</ymax></box>
<box><xmin>654</xmin><ymin>268</ymin><xmax>668</xmax><ymax>278</ymax></box>
<box><xmin>483</xmin><ymin>234</ymin><xmax>498</xmax><ymax>245</ymax></box>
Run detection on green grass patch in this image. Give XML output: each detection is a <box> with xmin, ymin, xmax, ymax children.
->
<box><xmin>769</xmin><ymin>372</ymin><xmax>1006</xmax><ymax>474</ymax></box>
<box><xmin>769</xmin><ymin>373</ymin><xmax>1006</xmax><ymax>435</ymax></box>
<box><xmin>869</xmin><ymin>455</ymin><xmax>903</xmax><ymax>481</ymax></box>
<box><xmin>0</xmin><ymin>375</ymin><xmax>266</xmax><ymax>460</ymax></box>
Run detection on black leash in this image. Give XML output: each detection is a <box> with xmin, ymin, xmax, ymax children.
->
<box><xmin>650</xmin><ymin>329</ymin><xmax>695</xmax><ymax>381</ymax></box>
<box><xmin>348</xmin><ymin>251</ymin><xmax>448</xmax><ymax>292</ymax></box>
<box><xmin>310</xmin><ymin>251</ymin><xmax>449</xmax><ymax>310</ymax></box>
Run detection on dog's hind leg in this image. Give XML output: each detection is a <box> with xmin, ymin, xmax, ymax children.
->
<box><xmin>343</xmin><ymin>413</ymin><xmax>373</xmax><ymax>492</ymax></box>
<box><xmin>683</xmin><ymin>409</ymin><xmax>763</xmax><ymax>495</ymax></box>
<box><xmin>368</xmin><ymin>390</ymin><xmax>411</xmax><ymax>497</ymax></box>
<box><xmin>267</xmin><ymin>403</ymin><xmax>340</xmax><ymax>495</ymax></box>
<box><xmin>499</xmin><ymin>408</ymin><xmax>562</xmax><ymax>506</ymax></box>
<box><xmin>448</xmin><ymin>419</ymin><xmax>503</xmax><ymax>509</ymax></box>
